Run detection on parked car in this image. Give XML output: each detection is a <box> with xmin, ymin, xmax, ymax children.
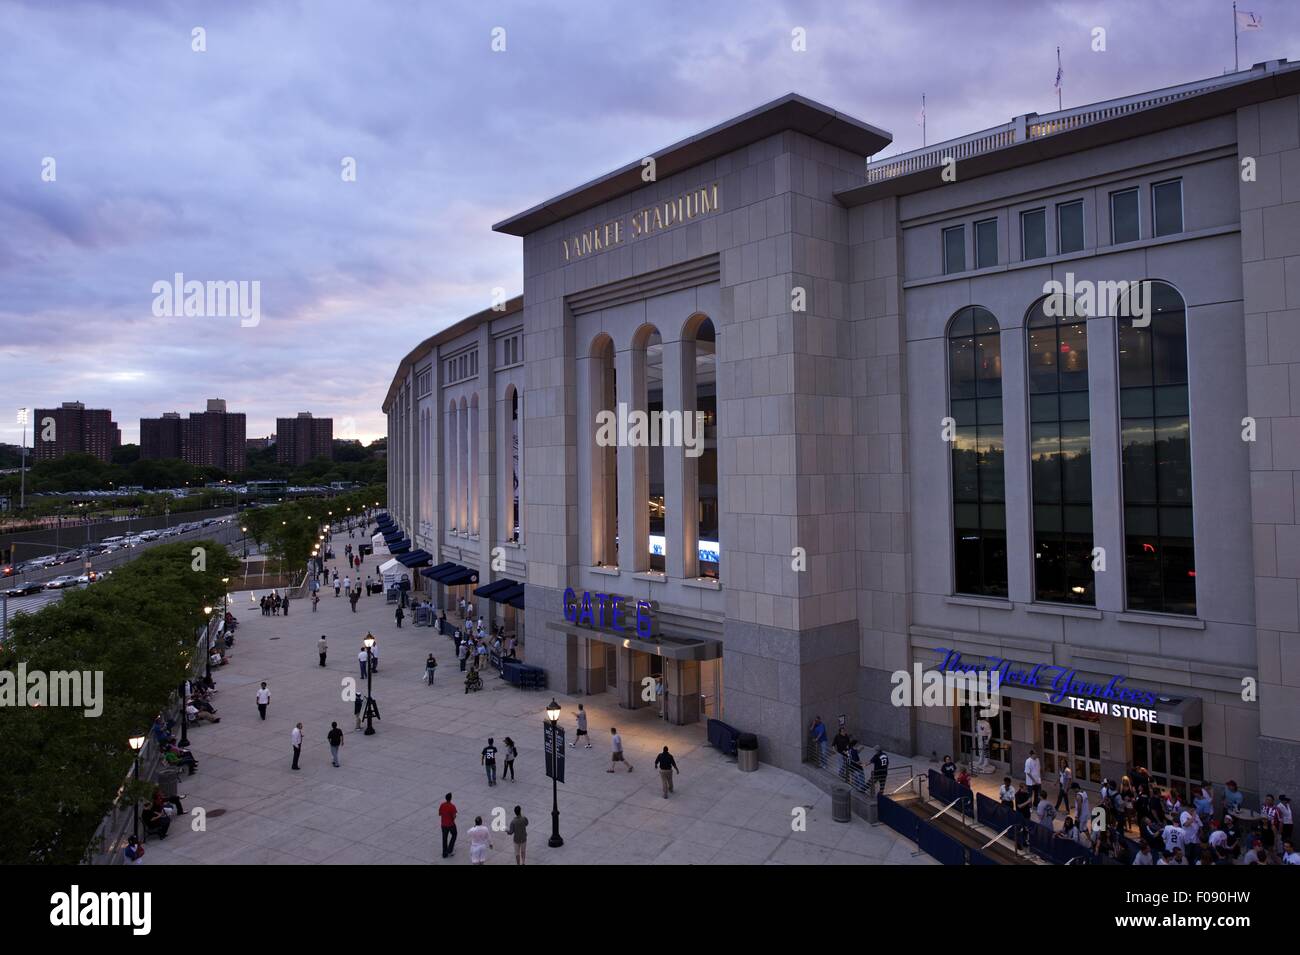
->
<box><xmin>44</xmin><ymin>575</ymin><xmax>79</xmax><ymax>589</ymax></box>
<box><xmin>3</xmin><ymin>581</ymin><xmax>44</xmax><ymax>598</ymax></box>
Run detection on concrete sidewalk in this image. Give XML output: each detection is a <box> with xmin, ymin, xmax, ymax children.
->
<box><xmin>143</xmin><ymin>550</ymin><xmax>931</xmax><ymax>865</ymax></box>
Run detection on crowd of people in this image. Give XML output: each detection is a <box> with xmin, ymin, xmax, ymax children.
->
<box><xmin>1006</xmin><ymin>749</ymin><xmax>1299</xmax><ymax>865</ymax></box>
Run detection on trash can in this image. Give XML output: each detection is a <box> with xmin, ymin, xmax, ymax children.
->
<box><xmin>736</xmin><ymin>733</ymin><xmax>759</xmax><ymax>772</ymax></box>
<box><xmin>863</xmin><ymin>793</ymin><xmax>879</xmax><ymax>825</ymax></box>
<box><xmin>832</xmin><ymin>785</ymin><xmax>852</xmax><ymax>822</ymax></box>
<box><xmin>158</xmin><ymin>768</ymin><xmax>182</xmax><ymax>798</ymax></box>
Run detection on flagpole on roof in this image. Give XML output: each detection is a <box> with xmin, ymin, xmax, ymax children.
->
<box><xmin>1234</xmin><ymin>1</ymin><xmax>1239</xmax><ymax>72</ymax></box>
<box><xmin>1056</xmin><ymin>46</ymin><xmax>1062</xmax><ymax>110</ymax></box>
<box><xmin>922</xmin><ymin>93</ymin><xmax>926</xmax><ymax>147</ymax></box>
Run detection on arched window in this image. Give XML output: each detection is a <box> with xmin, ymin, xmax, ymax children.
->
<box><xmin>505</xmin><ymin>385</ymin><xmax>521</xmax><ymax>543</ymax></box>
<box><xmin>948</xmin><ymin>306</ymin><xmax>1007</xmax><ymax>597</ymax></box>
<box><xmin>1118</xmin><ymin>281</ymin><xmax>1195</xmax><ymax>615</ymax></box>
<box><xmin>684</xmin><ymin>314</ymin><xmax>719</xmax><ymax>579</ymax></box>
<box><xmin>590</xmin><ymin>335</ymin><xmax>618</xmax><ymax>567</ymax></box>
<box><xmin>469</xmin><ymin>393</ymin><xmax>479</xmax><ymax>535</ymax></box>
<box><xmin>458</xmin><ymin>396</ymin><xmax>469</xmax><ymax>533</ymax></box>
<box><xmin>1027</xmin><ymin>295</ymin><xmax>1094</xmax><ymax>604</ymax></box>
<box><xmin>446</xmin><ymin>399</ymin><xmax>459</xmax><ymax>532</ymax></box>
<box><xmin>639</xmin><ymin>325</ymin><xmax>665</xmax><ymax>573</ymax></box>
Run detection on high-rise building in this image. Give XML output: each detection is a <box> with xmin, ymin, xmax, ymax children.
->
<box><xmin>32</xmin><ymin>401</ymin><xmax>116</xmax><ymax>463</ymax></box>
<box><xmin>246</xmin><ymin>436</ymin><xmax>275</xmax><ymax>452</ymax></box>
<box><xmin>139</xmin><ymin>412</ymin><xmax>185</xmax><ymax>460</ymax></box>
<box><xmin>276</xmin><ymin>412</ymin><xmax>333</xmax><ymax>465</ymax></box>
<box><xmin>183</xmin><ymin>398</ymin><xmax>246</xmax><ymax>474</ymax></box>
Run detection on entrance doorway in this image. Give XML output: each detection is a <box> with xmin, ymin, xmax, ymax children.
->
<box><xmin>1041</xmin><ymin>709</ymin><xmax>1102</xmax><ymax>785</ymax></box>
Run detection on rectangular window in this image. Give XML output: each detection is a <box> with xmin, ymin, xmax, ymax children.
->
<box><xmin>1153</xmin><ymin>179</ymin><xmax>1183</xmax><ymax>237</ymax></box>
<box><xmin>1057</xmin><ymin>200</ymin><xmax>1084</xmax><ymax>254</ymax></box>
<box><xmin>1021</xmin><ymin>209</ymin><xmax>1047</xmax><ymax>260</ymax></box>
<box><xmin>943</xmin><ymin>225</ymin><xmax>965</xmax><ymax>275</ymax></box>
<box><xmin>1110</xmin><ymin>188</ymin><xmax>1140</xmax><ymax>244</ymax></box>
<box><xmin>975</xmin><ymin>218</ymin><xmax>998</xmax><ymax>269</ymax></box>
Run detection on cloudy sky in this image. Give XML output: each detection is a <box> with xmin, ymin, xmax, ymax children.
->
<box><xmin>1</xmin><ymin>0</ymin><xmax>1296</xmax><ymax>446</ymax></box>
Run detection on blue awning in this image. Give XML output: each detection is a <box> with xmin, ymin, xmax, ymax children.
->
<box><xmin>389</xmin><ymin>540</ymin><xmax>411</xmax><ymax>554</ymax></box>
<box><xmin>428</xmin><ymin>563</ymin><xmax>464</xmax><ymax>583</ymax></box>
<box><xmin>496</xmin><ymin>583</ymin><xmax>525</xmax><ymax>607</ymax></box>
<box><xmin>474</xmin><ymin>578</ymin><xmax>517</xmax><ymax>601</ymax></box>
<box><xmin>397</xmin><ymin>549</ymin><xmax>432</xmax><ymax>567</ymax></box>
<box><xmin>441</xmin><ymin>566</ymin><xmax>479</xmax><ymax>586</ymax></box>
<box><xmin>422</xmin><ymin>562</ymin><xmax>457</xmax><ymax>579</ymax></box>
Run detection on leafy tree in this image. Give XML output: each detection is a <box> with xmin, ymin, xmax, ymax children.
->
<box><xmin>0</xmin><ymin>540</ymin><xmax>239</xmax><ymax>863</ymax></box>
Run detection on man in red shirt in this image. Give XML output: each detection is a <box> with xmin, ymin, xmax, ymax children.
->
<box><xmin>438</xmin><ymin>793</ymin><xmax>458</xmax><ymax>859</ymax></box>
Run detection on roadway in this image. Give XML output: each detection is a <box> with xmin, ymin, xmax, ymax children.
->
<box><xmin>0</xmin><ymin>520</ymin><xmax>244</xmax><ymax>641</ymax></box>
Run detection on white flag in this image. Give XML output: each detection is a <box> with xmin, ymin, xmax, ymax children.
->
<box><xmin>1237</xmin><ymin>11</ymin><xmax>1262</xmax><ymax>30</ymax></box>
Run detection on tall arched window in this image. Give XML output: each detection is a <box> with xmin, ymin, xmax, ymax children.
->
<box><xmin>640</xmin><ymin>326</ymin><xmax>666</xmax><ymax>572</ymax></box>
<box><xmin>591</xmin><ymin>335</ymin><xmax>618</xmax><ymax>567</ymax></box>
<box><xmin>505</xmin><ymin>385</ymin><xmax>520</xmax><ymax>543</ymax></box>
<box><xmin>684</xmin><ymin>314</ymin><xmax>719</xmax><ymax>579</ymax></box>
<box><xmin>474</xmin><ymin>394</ymin><xmax>481</xmax><ymax>535</ymax></box>
<box><xmin>446</xmin><ymin>399</ymin><xmax>459</xmax><ymax>532</ymax></box>
<box><xmin>1119</xmin><ymin>281</ymin><xmax>1195</xmax><ymax>614</ymax></box>
<box><xmin>458</xmin><ymin>396</ymin><xmax>469</xmax><ymax>533</ymax></box>
<box><xmin>1027</xmin><ymin>295</ymin><xmax>1094</xmax><ymax>604</ymax></box>
<box><xmin>948</xmin><ymin>306</ymin><xmax>1007</xmax><ymax>597</ymax></box>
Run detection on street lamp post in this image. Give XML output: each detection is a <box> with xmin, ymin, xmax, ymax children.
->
<box><xmin>546</xmin><ymin>698</ymin><xmax>563</xmax><ymax>848</ymax></box>
<box><xmin>363</xmin><ymin>632</ymin><xmax>376</xmax><ymax>735</ymax></box>
<box><xmin>128</xmin><ymin>734</ymin><xmax>145</xmax><ymax>840</ymax></box>
<box><xmin>203</xmin><ymin>605</ymin><xmax>214</xmax><ymax>684</ymax></box>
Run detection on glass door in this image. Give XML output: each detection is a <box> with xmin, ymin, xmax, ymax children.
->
<box><xmin>1042</xmin><ymin>714</ymin><xmax>1102</xmax><ymax>784</ymax></box>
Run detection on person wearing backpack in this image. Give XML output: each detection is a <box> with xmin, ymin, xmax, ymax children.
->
<box><xmin>502</xmin><ymin>737</ymin><xmax>518</xmax><ymax>781</ymax></box>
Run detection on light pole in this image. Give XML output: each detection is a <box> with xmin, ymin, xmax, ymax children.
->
<box><xmin>128</xmin><ymin>734</ymin><xmax>145</xmax><ymax>840</ymax></box>
<box><xmin>363</xmin><ymin>632</ymin><xmax>377</xmax><ymax>735</ymax></box>
<box><xmin>546</xmin><ymin>698</ymin><xmax>563</xmax><ymax>848</ymax></box>
<box><xmin>241</xmin><ymin>525</ymin><xmax>248</xmax><ymax>560</ymax></box>
<box><xmin>203</xmin><ymin>605</ymin><xmax>214</xmax><ymax>684</ymax></box>
<box><xmin>16</xmin><ymin>408</ymin><xmax>27</xmax><ymax>511</ymax></box>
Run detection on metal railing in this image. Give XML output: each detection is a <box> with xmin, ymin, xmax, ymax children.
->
<box><xmin>865</xmin><ymin>65</ymin><xmax>1280</xmax><ymax>184</ymax></box>
<box><xmin>808</xmin><ymin>743</ymin><xmax>912</xmax><ymax>798</ymax></box>
<box><xmin>85</xmin><ymin>621</ymin><xmax>214</xmax><ymax>864</ymax></box>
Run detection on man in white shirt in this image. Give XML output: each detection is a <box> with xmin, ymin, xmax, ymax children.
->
<box><xmin>1161</xmin><ymin>820</ymin><xmax>1185</xmax><ymax>855</ymax></box>
<box><xmin>1282</xmin><ymin>840</ymin><xmax>1300</xmax><ymax>865</ymax></box>
<box><xmin>998</xmin><ymin>777</ymin><xmax>1017</xmax><ymax>807</ymax></box>
<box><xmin>467</xmin><ymin>815</ymin><xmax>493</xmax><ymax>865</ymax></box>
<box><xmin>256</xmin><ymin>682</ymin><xmax>271</xmax><ymax>721</ymax></box>
<box><xmin>291</xmin><ymin>722</ymin><xmax>304</xmax><ymax>770</ymax></box>
<box><xmin>1024</xmin><ymin>750</ymin><xmax>1042</xmax><ymax>802</ymax></box>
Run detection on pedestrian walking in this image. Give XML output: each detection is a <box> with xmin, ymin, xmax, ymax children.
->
<box><xmin>291</xmin><ymin>722</ymin><xmax>303</xmax><ymax>770</ymax></box>
<box><xmin>395</xmin><ymin>605</ymin><xmax>405</xmax><ymax>628</ymax></box>
<box><xmin>1025</xmin><ymin>749</ymin><xmax>1043</xmax><ymax>803</ymax></box>
<box><xmin>1055</xmin><ymin>763</ymin><xmax>1074</xmax><ymax>811</ymax></box>
<box><xmin>654</xmin><ymin>746</ymin><xmax>680</xmax><ymax>798</ymax></box>
<box><xmin>502</xmin><ymin>737</ymin><xmax>517</xmax><ymax>781</ymax></box>
<box><xmin>282</xmin><ymin>594</ymin><xmax>289</xmax><ymax>616</ymax></box>
<box><xmin>467</xmin><ymin>815</ymin><xmax>493</xmax><ymax>865</ymax></box>
<box><xmin>482</xmin><ymin>737</ymin><xmax>498</xmax><ymax>786</ymax></box>
<box><xmin>317</xmin><ymin>636</ymin><xmax>328</xmax><ymax>667</ymax></box>
<box><xmin>655</xmin><ymin>675</ymin><xmax>667</xmax><ymax>720</ymax></box>
<box><xmin>607</xmin><ymin>727</ymin><xmax>632</xmax><ymax>772</ymax></box>
<box><xmin>256</xmin><ymin>682</ymin><xmax>270</xmax><ymax>721</ymax></box>
<box><xmin>357</xmin><ymin>648</ymin><xmax>369</xmax><ymax>681</ymax></box>
<box><xmin>424</xmin><ymin>653</ymin><xmax>437</xmax><ymax>687</ymax></box>
<box><xmin>438</xmin><ymin>793</ymin><xmax>458</xmax><ymax>858</ymax></box>
<box><xmin>334</xmin><ymin>577</ymin><xmax>341</xmax><ymax>597</ymax></box>
<box><xmin>328</xmin><ymin>721</ymin><xmax>343</xmax><ymax>767</ymax></box>
<box><xmin>571</xmin><ymin>703</ymin><xmax>591</xmax><ymax>748</ymax></box>
<box><xmin>343</xmin><ymin>576</ymin><xmax>351</xmax><ymax>594</ymax></box>
<box><xmin>458</xmin><ymin>636</ymin><xmax>469</xmax><ymax>671</ymax></box>
<box><xmin>349</xmin><ymin>589</ymin><xmax>360</xmax><ymax>612</ymax></box>
<box><xmin>312</xmin><ymin>592</ymin><xmax>319</xmax><ymax>612</ymax></box>
<box><xmin>507</xmin><ymin>805</ymin><xmax>529</xmax><ymax>865</ymax></box>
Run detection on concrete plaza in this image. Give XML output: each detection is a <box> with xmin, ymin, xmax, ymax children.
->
<box><xmin>144</xmin><ymin>552</ymin><xmax>931</xmax><ymax>865</ymax></box>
